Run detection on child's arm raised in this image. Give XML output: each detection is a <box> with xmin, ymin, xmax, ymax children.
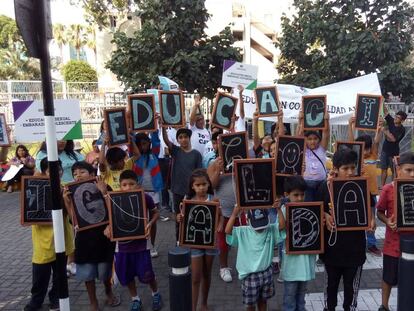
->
<box><xmin>274</xmin><ymin>198</ymin><xmax>285</xmax><ymax>230</ymax></box>
<box><xmin>277</xmin><ymin>109</ymin><xmax>285</xmax><ymax>137</ymax></box>
<box><xmin>320</xmin><ymin>113</ymin><xmax>330</xmax><ymax>150</ymax></box>
<box><xmin>296</xmin><ymin>109</ymin><xmax>304</xmax><ymax>136</ymax></box>
<box><xmin>238</xmin><ymin>85</ymin><xmax>245</xmax><ymax>120</ymax></box>
<box><xmin>161</xmin><ymin>121</ymin><xmax>173</xmax><ymax>152</ymax></box>
<box><xmin>348</xmin><ymin>115</ymin><xmax>355</xmax><ymax>141</ymax></box>
<box><xmin>252</xmin><ymin>109</ymin><xmax>261</xmax><ymax>151</ymax></box>
<box><xmin>129</xmin><ymin>132</ymin><xmax>141</xmax><ymax>161</ymax></box>
<box><xmin>98</xmin><ymin>135</ymin><xmax>108</xmax><ymax>173</ymax></box>
<box><xmin>189</xmin><ymin>95</ymin><xmax>201</xmax><ymax>127</ymax></box>
<box><xmin>372</xmin><ymin>119</ymin><xmax>384</xmax><ymax>156</ymax></box>
<box><xmin>225</xmin><ymin>205</ymin><xmax>241</xmax><ymax>234</ymax></box>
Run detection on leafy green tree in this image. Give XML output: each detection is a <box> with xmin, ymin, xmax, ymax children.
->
<box><xmin>53</xmin><ymin>23</ymin><xmax>67</xmax><ymax>62</ymax></box>
<box><xmin>277</xmin><ymin>0</ymin><xmax>414</xmax><ymax>103</ymax></box>
<box><xmin>61</xmin><ymin>60</ymin><xmax>98</xmax><ymax>82</ymax></box>
<box><xmin>67</xmin><ymin>24</ymin><xmax>88</xmax><ymax>60</ymax></box>
<box><xmin>0</xmin><ymin>15</ymin><xmax>40</xmax><ymax>80</ymax></box>
<box><xmin>106</xmin><ymin>0</ymin><xmax>241</xmax><ymax>98</ymax></box>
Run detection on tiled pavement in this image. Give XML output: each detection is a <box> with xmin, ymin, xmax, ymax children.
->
<box><xmin>0</xmin><ymin>192</ymin><xmax>393</xmax><ymax>311</ymax></box>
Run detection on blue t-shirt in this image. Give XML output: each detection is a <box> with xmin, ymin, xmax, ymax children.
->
<box><xmin>226</xmin><ymin>223</ymin><xmax>284</xmax><ymax>279</ymax></box>
<box><xmin>280</xmin><ymin>205</ymin><xmax>317</xmax><ymax>282</ymax></box>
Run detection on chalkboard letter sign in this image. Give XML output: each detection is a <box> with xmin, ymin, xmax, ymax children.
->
<box><xmin>159</xmin><ymin>91</ymin><xmax>185</xmax><ymax>128</ymax></box>
<box><xmin>179</xmin><ymin>200</ymin><xmax>219</xmax><ymax>249</ymax></box>
<box><xmin>218</xmin><ymin>131</ymin><xmax>249</xmax><ymax>174</ymax></box>
<box><xmin>108</xmin><ymin>190</ymin><xmax>148</xmax><ymax>241</ymax></box>
<box><xmin>21</xmin><ymin>176</ymin><xmax>52</xmax><ymax>225</ymax></box>
<box><xmin>128</xmin><ymin>94</ymin><xmax>156</xmax><ymax>133</ymax></box>
<box><xmin>104</xmin><ymin>108</ymin><xmax>129</xmax><ymax>146</ymax></box>
<box><xmin>394</xmin><ymin>179</ymin><xmax>414</xmax><ymax>231</ymax></box>
<box><xmin>286</xmin><ymin>202</ymin><xmax>324</xmax><ymax>254</ymax></box>
<box><xmin>234</xmin><ymin>158</ymin><xmax>276</xmax><ymax>209</ymax></box>
<box><xmin>330</xmin><ymin>177</ymin><xmax>370</xmax><ymax>231</ymax></box>
<box><xmin>67</xmin><ymin>178</ymin><xmax>109</xmax><ymax>231</ymax></box>
<box><xmin>302</xmin><ymin>95</ymin><xmax>327</xmax><ymax>130</ymax></box>
<box><xmin>355</xmin><ymin>94</ymin><xmax>382</xmax><ymax>131</ymax></box>
<box><xmin>276</xmin><ymin>135</ymin><xmax>305</xmax><ymax>176</ymax></box>
<box><xmin>335</xmin><ymin>141</ymin><xmax>365</xmax><ymax>177</ymax></box>
<box><xmin>211</xmin><ymin>92</ymin><xmax>238</xmax><ymax>131</ymax></box>
<box><xmin>0</xmin><ymin>113</ymin><xmax>11</xmax><ymax>147</ymax></box>
<box><xmin>254</xmin><ymin>86</ymin><xmax>282</xmax><ymax>117</ymax></box>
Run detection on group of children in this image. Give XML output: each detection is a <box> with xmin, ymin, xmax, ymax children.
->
<box><xmin>18</xmin><ymin>92</ymin><xmax>413</xmax><ymax>311</ymax></box>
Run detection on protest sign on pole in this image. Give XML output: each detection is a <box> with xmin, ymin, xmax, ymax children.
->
<box><xmin>222</xmin><ymin>60</ymin><xmax>258</xmax><ymax>90</ymax></box>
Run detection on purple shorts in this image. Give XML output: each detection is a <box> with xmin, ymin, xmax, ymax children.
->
<box><xmin>114</xmin><ymin>250</ymin><xmax>155</xmax><ymax>286</ymax></box>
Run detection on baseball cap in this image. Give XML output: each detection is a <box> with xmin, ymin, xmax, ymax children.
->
<box><xmin>247</xmin><ymin>209</ymin><xmax>269</xmax><ymax>231</ymax></box>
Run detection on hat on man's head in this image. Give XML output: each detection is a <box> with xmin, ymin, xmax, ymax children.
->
<box><xmin>247</xmin><ymin>208</ymin><xmax>269</xmax><ymax>231</ymax></box>
<box><xmin>176</xmin><ymin>128</ymin><xmax>192</xmax><ymax>139</ymax></box>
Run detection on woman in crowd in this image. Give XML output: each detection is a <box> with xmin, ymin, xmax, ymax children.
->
<box><xmin>6</xmin><ymin>145</ymin><xmax>35</xmax><ymax>192</ymax></box>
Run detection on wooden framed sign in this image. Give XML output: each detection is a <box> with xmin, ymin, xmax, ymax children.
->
<box><xmin>335</xmin><ymin>141</ymin><xmax>365</xmax><ymax>177</ymax></box>
<box><xmin>218</xmin><ymin>131</ymin><xmax>249</xmax><ymax>174</ymax></box>
<box><xmin>355</xmin><ymin>94</ymin><xmax>382</xmax><ymax>131</ymax></box>
<box><xmin>159</xmin><ymin>91</ymin><xmax>185</xmax><ymax>128</ymax></box>
<box><xmin>254</xmin><ymin>86</ymin><xmax>282</xmax><ymax>117</ymax></box>
<box><xmin>275</xmin><ymin>135</ymin><xmax>305</xmax><ymax>176</ymax></box>
<box><xmin>179</xmin><ymin>200</ymin><xmax>219</xmax><ymax>249</ymax></box>
<box><xmin>104</xmin><ymin>107</ymin><xmax>130</xmax><ymax>147</ymax></box>
<box><xmin>330</xmin><ymin>177</ymin><xmax>371</xmax><ymax>231</ymax></box>
<box><xmin>394</xmin><ymin>179</ymin><xmax>414</xmax><ymax>231</ymax></box>
<box><xmin>211</xmin><ymin>92</ymin><xmax>238</xmax><ymax>131</ymax></box>
<box><xmin>285</xmin><ymin>202</ymin><xmax>324</xmax><ymax>254</ymax></box>
<box><xmin>275</xmin><ymin>174</ymin><xmax>286</xmax><ymax>196</ymax></box>
<box><xmin>302</xmin><ymin>95</ymin><xmax>327</xmax><ymax>130</ymax></box>
<box><xmin>21</xmin><ymin>176</ymin><xmax>52</xmax><ymax>225</ymax></box>
<box><xmin>234</xmin><ymin>158</ymin><xmax>276</xmax><ymax>209</ymax></box>
<box><xmin>128</xmin><ymin>94</ymin><xmax>157</xmax><ymax>133</ymax></box>
<box><xmin>108</xmin><ymin>190</ymin><xmax>148</xmax><ymax>241</ymax></box>
<box><xmin>67</xmin><ymin>178</ymin><xmax>109</xmax><ymax>231</ymax></box>
<box><xmin>0</xmin><ymin>113</ymin><xmax>11</xmax><ymax>147</ymax></box>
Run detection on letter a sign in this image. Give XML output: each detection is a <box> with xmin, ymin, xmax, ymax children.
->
<box><xmin>254</xmin><ymin>86</ymin><xmax>282</xmax><ymax>117</ymax></box>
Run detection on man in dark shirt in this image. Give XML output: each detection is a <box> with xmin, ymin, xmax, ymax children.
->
<box><xmin>380</xmin><ymin>106</ymin><xmax>407</xmax><ymax>186</ymax></box>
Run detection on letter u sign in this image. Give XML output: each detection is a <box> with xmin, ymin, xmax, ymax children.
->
<box><xmin>159</xmin><ymin>91</ymin><xmax>185</xmax><ymax>128</ymax></box>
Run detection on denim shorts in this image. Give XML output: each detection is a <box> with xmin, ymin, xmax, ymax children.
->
<box><xmin>379</xmin><ymin>151</ymin><xmax>394</xmax><ymax>170</ymax></box>
<box><xmin>76</xmin><ymin>262</ymin><xmax>112</xmax><ymax>282</ymax></box>
<box><xmin>191</xmin><ymin>248</ymin><xmax>219</xmax><ymax>258</ymax></box>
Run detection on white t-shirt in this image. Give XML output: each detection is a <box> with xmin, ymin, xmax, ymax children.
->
<box><xmin>190</xmin><ymin>125</ymin><xmax>211</xmax><ymax>155</ymax></box>
<box><xmin>159</xmin><ymin>127</ymin><xmax>179</xmax><ymax>158</ymax></box>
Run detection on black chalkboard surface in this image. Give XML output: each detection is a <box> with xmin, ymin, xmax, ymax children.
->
<box><xmin>20</xmin><ymin>176</ymin><xmax>52</xmax><ymax>225</ymax></box>
<box><xmin>104</xmin><ymin>108</ymin><xmax>130</xmax><ymax>147</ymax></box>
<box><xmin>159</xmin><ymin>91</ymin><xmax>185</xmax><ymax>128</ymax></box>
<box><xmin>128</xmin><ymin>94</ymin><xmax>156</xmax><ymax>132</ymax></box>
<box><xmin>336</xmin><ymin>141</ymin><xmax>365</xmax><ymax>177</ymax></box>
<box><xmin>254</xmin><ymin>86</ymin><xmax>282</xmax><ymax>117</ymax></box>
<box><xmin>330</xmin><ymin>177</ymin><xmax>371</xmax><ymax>231</ymax></box>
<box><xmin>211</xmin><ymin>92</ymin><xmax>238</xmax><ymax>131</ymax></box>
<box><xmin>67</xmin><ymin>178</ymin><xmax>109</xmax><ymax>231</ymax></box>
<box><xmin>218</xmin><ymin>131</ymin><xmax>249</xmax><ymax>174</ymax></box>
<box><xmin>179</xmin><ymin>200</ymin><xmax>219</xmax><ymax>249</ymax></box>
<box><xmin>395</xmin><ymin>179</ymin><xmax>414</xmax><ymax>231</ymax></box>
<box><xmin>108</xmin><ymin>190</ymin><xmax>148</xmax><ymax>241</ymax></box>
<box><xmin>234</xmin><ymin>158</ymin><xmax>276</xmax><ymax>209</ymax></box>
<box><xmin>286</xmin><ymin>202</ymin><xmax>324</xmax><ymax>254</ymax></box>
<box><xmin>276</xmin><ymin>135</ymin><xmax>305</xmax><ymax>176</ymax></box>
<box><xmin>302</xmin><ymin>95</ymin><xmax>327</xmax><ymax>130</ymax></box>
<box><xmin>355</xmin><ymin>94</ymin><xmax>382</xmax><ymax>131</ymax></box>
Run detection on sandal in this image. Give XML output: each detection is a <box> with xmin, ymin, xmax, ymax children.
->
<box><xmin>106</xmin><ymin>294</ymin><xmax>121</xmax><ymax>307</ymax></box>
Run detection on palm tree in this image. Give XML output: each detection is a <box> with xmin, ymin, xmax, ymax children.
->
<box><xmin>53</xmin><ymin>23</ymin><xmax>67</xmax><ymax>62</ymax></box>
<box><xmin>67</xmin><ymin>24</ymin><xmax>87</xmax><ymax>60</ymax></box>
<box><xmin>86</xmin><ymin>25</ymin><xmax>97</xmax><ymax>67</ymax></box>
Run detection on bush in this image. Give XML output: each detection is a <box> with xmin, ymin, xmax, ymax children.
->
<box><xmin>61</xmin><ymin>60</ymin><xmax>98</xmax><ymax>82</ymax></box>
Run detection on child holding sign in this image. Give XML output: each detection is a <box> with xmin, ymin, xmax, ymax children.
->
<box><xmin>176</xmin><ymin>169</ymin><xmax>219</xmax><ymax>311</ymax></box>
<box><xmin>376</xmin><ymin>152</ymin><xmax>414</xmax><ymax>311</ymax></box>
<box><xmin>316</xmin><ymin>148</ymin><xmax>373</xmax><ymax>311</ymax></box>
<box><xmin>225</xmin><ymin>203</ymin><xmax>284</xmax><ymax>311</ymax></box>
<box><xmin>278</xmin><ymin>176</ymin><xmax>317</xmax><ymax>311</ymax></box>
<box><xmin>105</xmin><ymin>170</ymin><xmax>162</xmax><ymax>311</ymax></box>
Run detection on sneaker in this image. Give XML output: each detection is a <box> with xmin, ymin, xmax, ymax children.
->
<box><xmin>368</xmin><ymin>245</ymin><xmax>382</xmax><ymax>257</ymax></box>
<box><xmin>131</xmin><ymin>299</ymin><xmax>142</xmax><ymax>311</ymax></box>
<box><xmin>150</xmin><ymin>247</ymin><xmax>159</xmax><ymax>258</ymax></box>
<box><xmin>23</xmin><ymin>304</ymin><xmax>41</xmax><ymax>311</ymax></box>
<box><xmin>66</xmin><ymin>262</ymin><xmax>76</xmax><ymax>275</ymax></box>
<box><xmin>220</xmin><ymin>267</ymin><xmax>232</xmax><ymax>283</ymax></box>
<box><xmin>152</xmin><ymin>292</ymin><xmax>163</xmax><ymax>310</ymax></box>
<box><xmin>160</xmin><ymin>215</ymin><xmax>169</xmax><ymax>222</ymax></box>
<box><xmin>378</xmin><ymin>306</ymin><xmax>390</xmax><ymax>311</ymax></box>
<box><xmin>277</xmin><ymin>269</ymin><xmax>283</xmax><ymax>283</ymax></box>
<box><xmin>49</xmin><ymin>302</ymin><xmax>60</xmax><ymax>311</ymax></box>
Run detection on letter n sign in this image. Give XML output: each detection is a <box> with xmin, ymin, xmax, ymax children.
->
<box><xmin>355</xmin><ymin>94</ymin><xmax>382</xmax><ymax>131</ymax></box>
<box><xmin>254</xmin><ymin>86</ymin><xmax>282</xmax><ymax>117</ymax></box>
<box><xmin>211</xmin><ymin>92</ymin><xmax>238</xmax><ymax>131</ymax></box>
<box><xmin>128</xmin><ymin>94</ymin><xmax>157</xmax><ymax>133</ymax></box>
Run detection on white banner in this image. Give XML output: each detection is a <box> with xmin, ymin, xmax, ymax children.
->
<box><xmin>233</xmin><ymin>73</ymin><xmax>381</xmax><ymax>125</ymax></box>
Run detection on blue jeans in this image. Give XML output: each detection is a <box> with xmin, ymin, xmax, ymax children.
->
<box><xmin>367</xmin><ymin>195</ymin><xmax>377</xmax><ymax>248</ymax></box>
<box><xmin>283</xmin><ymin>281</ymin><xmax>307</xmax><ymax>311</ymax></box>
<box><xmin>304</xmin><ymin>179</ymin><xmax>324</xmax><ymax>202</ymax></box>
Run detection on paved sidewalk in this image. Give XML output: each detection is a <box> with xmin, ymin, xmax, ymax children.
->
<box><xmin>0</xmin><ymin>192</ymin><xmax>390</xmax><ymax>311</ymax></box>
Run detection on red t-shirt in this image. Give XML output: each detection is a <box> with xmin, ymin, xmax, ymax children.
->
<box><xmin>376</xmin><ymin>183</ymin><xmax>413</xmax><ymax>258</ymax></box>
